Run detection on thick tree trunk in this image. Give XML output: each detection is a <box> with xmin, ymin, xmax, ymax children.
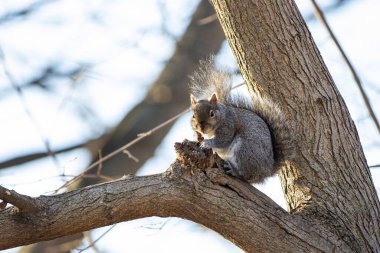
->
<box><xmin>1</xmin><ymin>1</ymin><xmax>379</xmax><ymax>252</ymax></box>
<box><xmin>210</xmin><ymin>0</ymin><xmax>380</xmax><ymax>251</ymax></box>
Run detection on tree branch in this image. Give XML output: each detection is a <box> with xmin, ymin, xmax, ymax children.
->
<box><xmin>0</xmin><ymin>141</ymin><xmax>350</xmax><ymax>252</ymax></box>
<box><xmin>310</xmin><ymin>0</ymin><xmax>380</xmax><ymax>134</ymax></box>
<box><xmin>209</xmin><ymin>0</ymin><xmax>380</xmax><ymax>250</ymax></box>
<box><xmin>0</xmin><ymin>186</ymin><xmax>40</xmax><ymax>213</ymax></box>
<box><xmin>0</xmin><ymin>0</ymin><xmax>60</xmax><ymax>24</ymax></box>
<box><xmin>0</xmin><ymin>135</ymin><xmax>106</xmax><ymax>171</ymax></box>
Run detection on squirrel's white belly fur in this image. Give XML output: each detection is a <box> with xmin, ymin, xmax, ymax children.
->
<box><xmin>213</xmin><ymin>138</ymin><xmax>241</xmax><ymax>169</ymax></box>
<box><xmin>189</xmin><ymin>58</ymin><xmax>294</xmax><ymax>183</ymax></box>
<box><xmin>203</xmin><ymin>133</ymin><xmax>215</xmax><ymax>140</ymax></box>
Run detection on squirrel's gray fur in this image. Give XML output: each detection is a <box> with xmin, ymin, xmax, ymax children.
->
<box><xmin>189</xmin><ymin>57</ymin><xmax>294</xmax><ymax>183</ymax></box>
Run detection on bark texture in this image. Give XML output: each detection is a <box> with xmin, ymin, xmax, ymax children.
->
<box><xmin>1</xmin><ymin>1</ymin><xmax>379</xmax><ymax>252</ymax></box>
<box><xmin>0</xmin><ymin>150</ymin><xmax>352</xmax><ymax>252</ymax></box>
<box><xmin>210</xmin><ymin>0</ymin><xmax>380</xmax><ymax>251</ymax></box>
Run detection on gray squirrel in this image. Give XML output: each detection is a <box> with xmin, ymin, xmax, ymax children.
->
<box><xmin>189</xmin><ymin>58</ymin><xmax>294</xmax><ymax>183</ymax></box>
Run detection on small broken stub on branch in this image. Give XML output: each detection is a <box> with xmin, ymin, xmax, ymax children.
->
<box><xmin>0</xmin><ymin>200</ymin><xmax>7</xmax><ymax>209</ymax></box>
<box><xmin>174</xmin><ymin>139</ymin><xmax>221</xmax><ymax>171</ymax></box>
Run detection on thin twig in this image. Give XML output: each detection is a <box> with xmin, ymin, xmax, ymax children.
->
<box><xmin>83</xmin><ymin>231</ymin><xmax>100</xmax><ymax>253</ymax></box>
<box><xmin>139</xmin><ymin>219</ymin><xmax>170</xmax><ymax>230</ymax></box>
<box><xmin>310</xmin><ymin>0</ymin><xmax>380</xmax><ymax>134</ymax></box>
<box><xmin>369</xmin><ymin>164</ymin><xmax>380</xmax><ymax>169</ymax></box>
<box><xmin>0</xmin><ymin>134</ymin><xmax>107</xmax><ymax>170</ymax></box>
<box><xmin>156</xmin><ymin>0</ymin><xmax>178</xmax><ymax>41</ymax></box>
<box><xmin>96</xmin><ymin>150</ymin><xmax>103</xmax><ymax>176</ymax></box>
<box><xmin>0</xmin><ymin>47</ymin><xmax>61</xmax><ymax>167</ymax></box>
<box><xmin>77</xmin><ymin>224</ymin><xmax>117</xmax><ymax>253</ymax></box>
<box><xmin>55</xmin><ymin>82</ymin><xmax>245</xmax><ymax>192</ymax></box>
<box><xmin>57</xmin><ymin>66</ymin><xmax>88</xmax><ymax>111</ymax></box>
<box><xmin>75</xmin><ymin>174</ymin><xmax>114</xmax><ymax>181</ymax></box>
<box><xmin>233</xmin><ymin>82</ymin><xmax>245</xmax><ymax>89</ymax></box>
<box><xmin>55</xmin><ymin>108</ymin><xmax>191</xmax><ymax>192</ymax></box>
<box><xmin>0</xmin><ymin>0</ymin><xmax>59</xmax><ymax>24</ymax></box>
<box><xmin>1</xmin><ymin>174</ymin><xmax>76</xmax><ymax>187</ymax></box>
<box><xmin>198</xmin><ymin>14</ymin><xmax>218</xmax><ymax>25</ymax></box>
<box><xmin>0</xmin><ymin>185</ymin><xmax>40</xmax><ymax>213</ymax></box>
<box><xmin>123</xmin><ymin>149</ymin><xmax>139</xmax><ymax>163</ymax></box>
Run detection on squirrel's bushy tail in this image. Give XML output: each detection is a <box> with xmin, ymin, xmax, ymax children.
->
<box><xmin>250</xmin><ymin>94</ymin><xmax>295</xmax><ymax>172</ymax></box>
<box><xmin>189</xmin><ymin>57</ymin><xmax>295</xmax><ymax>171</ymax></box>
<box><xmin>189</xmin><ymin>56</ymin><xmax>232</xmax><ymax>103</ymax></box>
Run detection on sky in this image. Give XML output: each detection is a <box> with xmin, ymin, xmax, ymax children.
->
<box><xmin>0</xmin><ymin>0</ymin><xmax>379</xmax><ymax>252</ymax></box>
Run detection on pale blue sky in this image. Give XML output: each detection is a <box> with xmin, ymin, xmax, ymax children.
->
<box><xmin>0</xmin><ymin>0</ymin><xmax>379</xmax><ymax>252</ymax></box>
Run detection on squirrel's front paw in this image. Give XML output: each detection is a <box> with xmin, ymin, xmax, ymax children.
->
<box><xmin>224</xmin><ymin>167</ymin><xmax>233</xmax><ymax>175</ymax></box>
<box><xmin>196</xmin><ymin>131</ymin><xmax>204</xmax><ymax>143</ymax></box>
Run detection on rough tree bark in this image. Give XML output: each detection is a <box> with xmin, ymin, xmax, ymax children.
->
<box><xmin>0</xmin><ymin>142</ymin><xmax>353</xmax><ymax>252</ymax></box>
<box><xmin>210</xmin><ymin>0</ymin><xmax>380</xmax><ymax>251</ymax></box>
<box><xmin>1</xmin><ymin>0</ymin><xmax>379</xmax><ymax>252</ymax></box>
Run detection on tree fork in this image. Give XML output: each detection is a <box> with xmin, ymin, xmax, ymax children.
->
<box><xmin>209</xmin><ymin>0</ymin><xmax>380</xmax><ymax>251</ymax></box>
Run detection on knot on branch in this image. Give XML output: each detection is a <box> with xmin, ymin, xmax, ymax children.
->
<box><xmin>170</xmin><ymin>139</ymin><xmax>227</xmax><ymax>183</ymax></box>
<box><xmin>165</xmin><ymin>139</ymin><xmax>217</xmax><ymax>180</ymax></box>
<box><xmin>170</xmin><ymin>139</ymin><xmax>254</xmax><ymax>201</ymax></box>
<box><xmin>0</xmin><ymin>200</ymin><xmax>7</xmax><ymax>209</ymax></box>
<box><xmin>174</xmin><ymin>139</ymin><xmax>215</xmax><ymax>170</ymax></box>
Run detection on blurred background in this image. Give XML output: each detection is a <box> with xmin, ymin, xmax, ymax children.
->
<box><xmin>0</xmin><ymin>0</ymin><xmax>379</xmax><ymax>252</ymax></box>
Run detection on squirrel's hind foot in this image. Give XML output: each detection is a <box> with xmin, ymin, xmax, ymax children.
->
<box><xmin>222</xmin><ymin>161</ymin><xmax>240</xmax><ymax>178</ymax></box>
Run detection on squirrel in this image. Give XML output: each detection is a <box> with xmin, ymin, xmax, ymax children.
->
<box><xmin>189</xmin><ymin>58</ymin><xmax>294</xmax><ymax>183</ymax></box>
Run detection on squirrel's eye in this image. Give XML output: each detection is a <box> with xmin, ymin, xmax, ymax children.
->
<box><xmin>209</xmin><ymin>110</ymin><xmax>215</xmax><ymax>117</ymax></box>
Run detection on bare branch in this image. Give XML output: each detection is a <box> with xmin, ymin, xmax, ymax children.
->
<box><xmin>122</xmin><ymin>150</ymin><xmax>139</xmax><ymax>163</ymax></box>
<box><xmin>82</xmin><ymin>231</ymin><xmax>101</xmax><ymax>253</ymax></box>
<box><xmin>56</xmin><ymin>81</ymin><xmax>244</xmax><ymax>192</ymax></box>
<box><xmin>310</xmin><ymin>0</ymin><xmax>380</xmax><ymax>133</ymax></box>
<box><xmin>0</xmin><ymin>48</ymin><xmax>60</xmax><ymax>168</ymax></box>
<box><xmin>55</xmin><ymin>108</ymin><xmax>191</xmax><ymax>192</ymax></box>
<box><xmin>77</xmin><ymin>225</ymin><xmax>116</xmax><ymax>253</ymax></box>
<box><xmin>0</xmin><ymin>141</ymin><xmax>351</xmax><ymax>251</ymax></box>
<box><xmin>0</xmin><ymin>0</ymin><xmax>60</xmax><ymax>24</ymax></box>
<box><xmin>303</xmin><ymin>0</ymin><xmax>351</xmax><ymax>22</ymax></box>
<box><xmin>0</xmin><ymin>135</ymin><xmax>106</xmax><ymax>170</ymax></box>
<box><xmin>96</xmin><ymin>150</ymin><xmax>103</xmax><ymax>176</ymax></box>
<box><xmin>210</xmin><ymin>0</ymin><xmax>380</xmax><ymax>250</ymax></box>
<box><xmin>197</xmin><ymin>14</ymin><xmax>218</xmax><ymax>25</ymax></box>
<box><xmin>0</xmin><ymin>186</ymin><xmax>40</xmax><ymax>213</ymax></box>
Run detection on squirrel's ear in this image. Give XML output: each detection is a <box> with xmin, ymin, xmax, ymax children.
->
<box><xmin>190</xmin><ymin>94</ymin><xmax>197</xmax><ymax>107</ymax></box>
<box><xmin>210</xmin><ymin>93</ymin><xmax>218</xmax><ymax>105</ymax></box>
